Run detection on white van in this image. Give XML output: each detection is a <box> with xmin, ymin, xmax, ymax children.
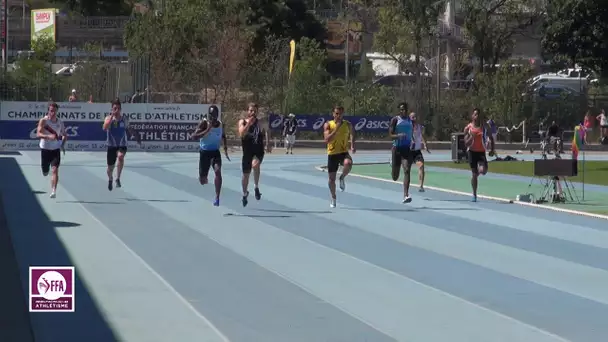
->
<box><xmin>527</xmin><ymin>76</ymin><xmax>588</xmax><ymax>92</ymax></box>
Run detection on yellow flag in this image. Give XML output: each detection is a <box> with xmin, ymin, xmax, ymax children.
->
<box><xmin>289</xmin><ymin>40</ymin><xmax>296</xmax><ymax>76</ymax></box>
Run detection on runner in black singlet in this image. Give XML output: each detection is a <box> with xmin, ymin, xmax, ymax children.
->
<box><xmin>238</xmin><ymin>103</ymin><xmax>271</xmax><ymax>207</ymax></box>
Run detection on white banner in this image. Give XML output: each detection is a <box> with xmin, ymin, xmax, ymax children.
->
<box><xmin>0</xmin><ymin>101</ymin><xmax>220</xmax><ymax>122</ymax></box>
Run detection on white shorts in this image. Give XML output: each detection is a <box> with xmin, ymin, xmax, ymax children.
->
<box><xmin>285</xmin><ymin>134</ymin><xmax>296</xmax><ymax>145</ymax></box>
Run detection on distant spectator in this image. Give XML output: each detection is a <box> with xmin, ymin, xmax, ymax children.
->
<box><xmin>88</xmin><ymin>95</ymin><xmax>94</xmax><ymax>103</ymax></box>
<box><xmin>131</xmin><ymin>89</ymin><xmax>142</xmax><ymax>103</ymax></box>
<box><xmin>597</xmin><ymin>109</ymin><xmax>608</xmax><ymax>140</ymax></box>
<box><xmin>68</xmin><ymin>89</ymin><xmax>77</xmax><ymax>102</ymax></box>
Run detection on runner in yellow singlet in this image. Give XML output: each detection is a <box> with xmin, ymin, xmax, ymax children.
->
<box><xmin>323</xmin><ymin>105</ymin><xmax>356</xmax><ymax>208</ymax></box>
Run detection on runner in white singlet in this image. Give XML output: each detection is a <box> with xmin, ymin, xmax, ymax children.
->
<box><xmin>36</xmin><ymin>102</ymin><xmax>67</xmax><ymax>198</ymax></box>
<box><xmin>409</xmin><ymin>112</ymin><xmax>430</xmax><ymax>192</ymax></box>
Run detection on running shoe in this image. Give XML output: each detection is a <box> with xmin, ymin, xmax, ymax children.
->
<box><xmin>213</xmin><ymin>198</ymin><xmax>220</xmax><ymax>206</ymax></box>
<box><xmin>242</xmin><ymin>191</ymin><xmax>249</xmax><ymax>207</ymax></box>
<box><xmin>330</xmin><ymin>198</ymin><xmax>336</xmax><ymax>208</ymax></box>
<box><xmin>472</xmin><ymin>196</ymin><xmax>477</xmax><ymax>202</ymax></box>
<box><xmin>418</xmin><ymin>187</ymin><xmax>425</xmax><ymax>192</ymax></box>
<box><xmin>402</xmin><ymin>196</ymin><xmax>412</xmax><ymax>204</ymax></box>
<box><xmin>115</xmin><ymin>179</ymin><xmax>122</xmax><ymax>188</ymax></box>
<box><xmin>108</xmin><ymin>179</ymin><xmax>113</xmax><ymax>191</ymax></box>
<box><xmin>339</xmin><ymin>176</ymin><xmax>346</xmax><ymax>192</ymax></box>
<box><xmin>254</xmin><ymin>187</ymin><xmax>262</xmax><ymax>200</ymax></box>
<box><xmin>49</xmin><ymin>191</ymin><xmax>56</xmax><ymax>199</ymax></box>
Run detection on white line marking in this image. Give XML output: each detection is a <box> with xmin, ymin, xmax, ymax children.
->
<box><xmin>73</xmin><ymin>202</ymin><xmax>231</xmax><ymax>342</ymax></box>
<box><xmin>222</xmin><ymin>201</ymin><xmax>571</xmax><ymax>342</ymax></box>
<box><xmin>315</xmin><ymin>166</ymin><xmax>608</xmax><ymax>221</ymax></box>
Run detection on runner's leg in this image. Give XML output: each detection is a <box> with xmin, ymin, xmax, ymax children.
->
<box><xmin>40</xmin><ymin>149</ymin><xmax>51</xmax><ymax>177</ymax></box>
<box><xmin>469</xmin><ymin>151</ymin><xmax>480</xmax><ymax>201</ymax></box>
<box><xmin>327</xmin><ymin>154</ymin><xmax>340</xmax><ymax>207</ymax></box>
<box><xmin>401</xmin><ymin>148</ymin><xmax>413</xmax><ymax>203</ymax></box>
<box><xmin>241</xmin><ymin>150</ymin><xmax>253</xmax><ymax>206</ymax></box>
<box><xmin>212</xmin><ymin>152</ymin><xmax>222</xmax><ymax>206</ymax></box>
<box><xmin>115</xmin><ymin>147</ymin><xmax>127</xmax><ymax>188</ymax></box>
<box><xmin>106</xmin><ymin>147</ymin><xmax>118</xmax><ymax>191</ymax></box>
<box><xmin>339</xmin><ymin>154</ymin><xmax>352</xmax><ymax>192</ymax></box>
<box><xmin>49</xmin><ymin>149</ymin><xmax>61</xmax><ymax>198</ymax></box>
<box><xmin>417</xmin><ymin>158</ymin><xmax>425</xmax><ymax>191</ymax></box>
<box><xmin>391</xmin><ymin>146</ymin><xmax>401</xmax><ymax>181</ymax></box>
<box><xmin>199</xmin><ymin>150</ymin><xmax>212</xmax><ymax>185</ymax></box>
<box><xmin>252</xmin><ymin>149</ymin><xmax>264</xmax><ymax>200</ymax></box>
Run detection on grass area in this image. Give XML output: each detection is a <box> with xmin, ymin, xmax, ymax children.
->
<box><xmin>425</xmin><ymin>160</ymin><xmax>608</xmax><ymax>186</ymax></box>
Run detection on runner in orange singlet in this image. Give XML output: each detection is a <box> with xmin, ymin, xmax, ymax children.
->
<box><xmin>464</xmin><ymin>108</ymin><xmax>495</xmax><ymax>202</ymax></box>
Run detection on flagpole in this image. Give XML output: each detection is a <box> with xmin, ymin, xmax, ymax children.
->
<box><xmin>582</xmin><ymin>149</ymin><xmax>585</xmax><ymax>201</ymax></box>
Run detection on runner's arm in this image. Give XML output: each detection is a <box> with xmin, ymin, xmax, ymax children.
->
<box><xmin>421</xmin><ymin>126</ymin><xmax>429</xmax><ymax>150</ymax></box>
<box><xmin>348</xmin><ymin>121</ymin><xmax>356</xmax><ymax>150</ymax></box>
<box><xmin>485</xmin><ymin>123</ymin><xmax>495</xmax><ymax>152</ymax></box>
<box><xmin>388</xmin><ymin>117</ymin><xmax>401</xmax><ymax>139</ymax></box>
<box><xmin>263</xmin><ymin>120</ymin><xmax>271</xmax><ymax>149</ymax></box>
<box><xmin>102</xmin><ymin>115</ymin><xmax>113</xmax><ymax>131</ymax></box>
<box><xmin>221</xmin><ymin>123</ymin><xmax>228</xmax><ymax>152</ymax></box>
<box><xmin>192</xmin><ymin>120</ymin><xmax>209</xmax><ymax>139</ymax></box>
<box><xmin>36</xmin><ymin>118</ymin><xmax>54</xmax><ymax>140</ymax></box>
<box><xmin>60</xmin><ymin>122</ymin><xmax>68</xmax><ymax>143</ymax></box>
<box><xmin>323</xmin><ymin>122</ymin><xmax>339</xmax><ymax>143</ymax></box>
<box><xmin>237</xmin><ymin>118</ymin><xmax>253</xmax><ymax>137</ymax></box>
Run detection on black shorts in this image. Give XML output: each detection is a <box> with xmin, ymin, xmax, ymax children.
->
<box><xmin>391</xmin><ymin>146</ymin><xmax>414</xmax><ymax>169</ymax></box>
<box><xmin>199</xmin><ymin>150</ymin><xmax>222</xmax><ymax>179</ymax></box>
<box><xmin>107</xmin><ymin>146</ymin><xmax>127</xmax><ymax>166</ymax></box>
<box><xmin>468</xmin><ymin>150</ymin><xmax>488</xmax><ymax>172</ymax></box>
<box><xmin>242</xmin><ymin>145</ymin><xmax>265</xmax><ymax>173</ymax></box>
<box><xmin>411</xmin><ymin>150</ymin><xmax>424</xmax><ymax>163</ymax></box>
<box><xmin>40</xmin><ymin>149</ymin><xmax>61</xmax><ymax>174</ymax></box>
<box><xmin>327</xmin><ymin>152</ymin><xmax>352</xmax><ymax>173</ymax></box>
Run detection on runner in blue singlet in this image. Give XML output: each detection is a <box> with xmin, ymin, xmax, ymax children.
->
<box><xmin>192</xmin><ymin>105</ymin><xmax>228</xmax><ymax>206</ymax></box>
<box><xmin>388</xmin><ymin>102</ymin><xmax>414</xmax><ymax>203</ymax></box>
<box><xmin>102</xmin><ymin>98</ymin><xmax>140</xmax><ymax>191</ymax></box>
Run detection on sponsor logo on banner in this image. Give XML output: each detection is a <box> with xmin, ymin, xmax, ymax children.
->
<box><xmin>29</xmin><ymin>266</ymin><xmax>75</xmax><ymax>312</ymax></box>
<box><xmin>0</xmin><ymin>101</ymin><xmax>219</xmax><ymax>151</ymax></box>
<box><xmin>312</xmin><ymin>117</ymin><xmax>326</xmax><ymax>130</ymax></box>
<box><xmin>269</xmin><ymin>115</ymin><xmax>309</xmax><ymax>129</ymax></box>
<box><xmin>268</xmin><ymin>114</ymin><xmax>392</xmax><ymax>132</ymax></box>
<box><xmin>270</xmin><ymin>115</ymin><xmax>284</xmax><ymax>129</ymax></box>
<box><xmin>28</xmin><ymin>126</ymin><xmax>79</xmax><ymax>139</ymax></box>
<box><xmin>353</xmin><ymin>117</ymin><xmax>390</xmax><ymax>131</ymax></box>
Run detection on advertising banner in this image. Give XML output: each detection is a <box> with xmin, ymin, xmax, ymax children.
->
<box><xmin>268</xmin><ymin>113</ymin><xmax>392</xmax><ymax>133</ymax></box>
<box><xmin>0</xmin><ymin>101</ymin><xmax>219</xmax><ymax>152</ymax></box>
<box><xmin>31</xmin><ymin>9</ymin><xmax>57</xmax><ymax>43</ymax></box>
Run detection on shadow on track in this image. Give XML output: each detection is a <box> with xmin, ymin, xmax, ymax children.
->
<box><xmin>0</xmin><ymin>157</ymin><xmax>119</xmax><ymax>342</ymax></box>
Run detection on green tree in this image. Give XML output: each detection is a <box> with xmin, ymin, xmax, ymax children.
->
<box><xmin>286</xmin><ymin>37</ymin><xmax>334</xmax><ymax>114</ymax></box>
<box><xmin>459</xmin><ymin>0</ymin><xmax>542</xmax><ymax>72</ymax></box>
<box><xmin>468</xmin><ymin>63</ymin><xmax>534</xmax><ymax>127</ymax></box>
<box><xmin>247</xmin><ymin>0</ymin><xmax>327</xmax><ymax>53</ymax></box>
<box><xmin>124</xmin><ymin>0</ymin><xmax>249</xmax><ymax>98</ymax></box>
<box><xmin>542</xmin><ymin>0</ymin><xmax>608</xmax><ymax>78</ymax></box>
<box><xmin>242</xmin><ymin>35</ymin><xmax>291</xmax><ymax>112</ymax></box>
<box><xmin>374</xmin><ymin>0</ymin><xmax>442</xmax><ymax>115</ymax></box>
<box><xmin>49</xmin><ymin>0</ymin><xmax>132</xmax><ymax>16</ymax></box>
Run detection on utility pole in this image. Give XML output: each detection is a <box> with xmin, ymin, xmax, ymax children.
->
<box><xmin>1</xmin><ymin>0</ymin><xmax>7</xmax><ymax>71</ymax></box>
<box><xmin>344</xmin><ymin>18</ymin><xmax>349</xmax><ymax>82</ymax></box>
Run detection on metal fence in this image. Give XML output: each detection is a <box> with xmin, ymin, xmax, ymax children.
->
<box><xmin>2</xmin><ymin>14</ymin><xmax>608</xmax><ymax>140</ymax></box>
